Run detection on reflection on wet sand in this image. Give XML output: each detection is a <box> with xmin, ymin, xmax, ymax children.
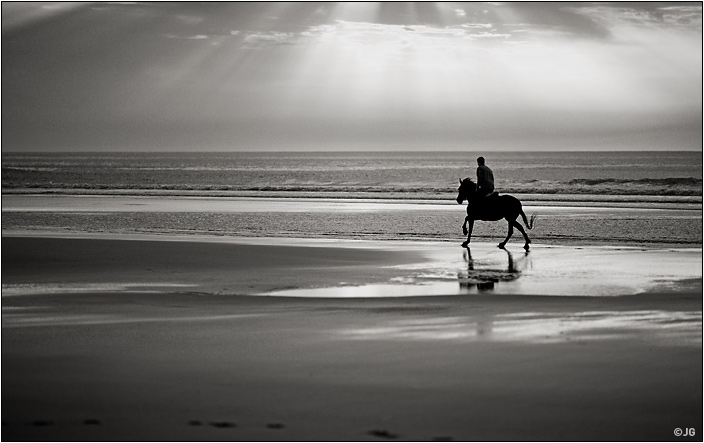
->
<box><xmin>458</xmin><ymin>247</ymin><xmax>531</xmax><ymax>292</ymax></box>
<box><xmin>337</xmin><ymin>310</ymin><xmax>702</xmax><ymax>346</ymax></box>
<box><xmin>261</xmin><ymin>243</ymin><xmax>700</xmax><ymax>298</ymax></box>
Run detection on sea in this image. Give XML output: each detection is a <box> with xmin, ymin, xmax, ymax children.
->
<box><xmin>2</xmin><ymin>151</ymin><xmax>702</xmax><ymax>247</ymax></box>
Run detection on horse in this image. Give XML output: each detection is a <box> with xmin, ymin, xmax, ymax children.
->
<box><xmin>456</xmin><ymin>178</ymin><xmax>536</xmax><ymax>250</ymax></box>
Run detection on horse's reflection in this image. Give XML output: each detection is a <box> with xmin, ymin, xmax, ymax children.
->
<box><xmin>458</xmin><ymin>247</ymin><xmax>530</xmax><ymax>292</ymax></box>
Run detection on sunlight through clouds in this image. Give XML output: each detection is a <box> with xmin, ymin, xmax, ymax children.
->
<box><xmin>284</xmin><ymin>5</ymin><xmax>700</xmax><ymax>126</ymax></box>
<box><xmin>2</xmin><ymin>2</ymin><xmax>701</xmax><ymax>151</ymax></box>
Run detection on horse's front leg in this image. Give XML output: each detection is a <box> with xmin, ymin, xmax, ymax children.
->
<box><xmin>462</xmin><ymin>217</ymin><xmax>474</xmax><ymax>248</ymax></box>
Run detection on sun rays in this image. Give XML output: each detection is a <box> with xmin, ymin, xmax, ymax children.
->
<box><xmin>2</xmin><ymin>2</ymin><xmax>701</xmax><ymax>151</ymax></box>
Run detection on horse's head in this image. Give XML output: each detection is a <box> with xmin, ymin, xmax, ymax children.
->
<box><xmin>456</xmin><ymin>178</ymin><xmax>476</xmax><ymax>204</ymax></box>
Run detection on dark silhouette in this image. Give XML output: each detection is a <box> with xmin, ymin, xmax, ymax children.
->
<box><xmin>456</xmin><ymin>178</ymin><xmax>536</xmax><ymax>250</ymax></box>
<box><xmin>458</xmin><ymin>247</ymin><xmax>529</xmax><ymax>292</ymax></box>
<box><xmin>475</xmin><ymin>156</ymin><xmax>495</xmax><ymax>198</ymax></box>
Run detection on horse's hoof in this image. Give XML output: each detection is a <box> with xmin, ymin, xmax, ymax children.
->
<box><xmin>523</xmin><ymin>244</ymin><xmax>530</xmax><ymax>251</ymax></box>
<box><xmin>498</xmin><ymin>243</ymin><xmax>506</xmax><ymax>249</ymax></box>
<box><xmin>461</xmin><ymin>241</ymin><xmax>469</xmax><ymax>248</ymax></box>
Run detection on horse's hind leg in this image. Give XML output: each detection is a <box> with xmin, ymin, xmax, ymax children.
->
<box><xmin>498</xmin><ymin>220</ymin><xmax>513</xmax><ymax>249</ymax></box>
<box><xmin>512</xmin><ymin>220</ymin><xmax>531</xmax><ymax>250</ymax></box>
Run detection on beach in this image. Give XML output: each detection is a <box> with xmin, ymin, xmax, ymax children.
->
<box><xmin>2</xmin><ymin>231</ymin><xmax>702</xmax><ymax>441</ymax></box>
<box><xmin>2</xmin><ymin>151</ymin><xmax>702</xmax><ymax>441</ymax></box>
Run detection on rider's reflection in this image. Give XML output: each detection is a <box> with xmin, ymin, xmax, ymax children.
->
<box><xmin>458</xmin><ymin>247</ymin><xmax>530</xmax><ymax>292</ymax></box>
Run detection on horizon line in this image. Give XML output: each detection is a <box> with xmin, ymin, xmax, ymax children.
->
<box><xmin>2</xmin><ymin>149</ymin><xmax>702</xmax><ymax>155</ymax></box>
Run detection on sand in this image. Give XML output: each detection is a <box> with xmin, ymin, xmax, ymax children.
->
<box><xmin>2</xmin><ymin>235</ymin><xmax>702</xmax><ymax>441</ymax></box>
<box><xmin>3</xmin><ymin>194</ymin><xmax>702</xmax><ymax>250</ymax></box>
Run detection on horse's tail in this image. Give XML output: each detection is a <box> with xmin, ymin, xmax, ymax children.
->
<box><xmin>521</xmin><ymin>210</ymin><xmax>537</xmax><ymax>230</ymax></box>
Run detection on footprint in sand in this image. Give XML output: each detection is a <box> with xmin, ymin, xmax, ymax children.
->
<box><xmin>267</xmin><ymin>423</ymin><xmax>285</xmax><ymax>429</ymax></box>
<box><xmin>209</xmin><ymin>421</ymin><xmax>236</xmax><ymax>428</ymax></box>
<box><xmin>368</xmin><ymin>429</ymin><xmax>398</xmax><ymax>439</ymax></box>
<box><xmin>83</xmin><ymin>419</ymin><xmax>101</xmax><ymax>425</ymax></box>
<box><xmin>31</xmin><ymin>420</ymin><xmax>53</xmax><ymax>427</ymax></box>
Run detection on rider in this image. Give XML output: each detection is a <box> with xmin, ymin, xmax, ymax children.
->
<box><xmin>476</xmin><ymin>156</ymin><xmax>495</xmax><ymax>198</ymax></box>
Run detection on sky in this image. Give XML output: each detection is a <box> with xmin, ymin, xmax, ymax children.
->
<box><xmin>2</xmin><ymin>1</ymin><xmax>702</xmax><ymax>152</ymax></box>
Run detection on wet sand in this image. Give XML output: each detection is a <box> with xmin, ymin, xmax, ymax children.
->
<box><xmin>2</xmin><ymin>235</ymin><xmax>702</xmax><ymax>441</ymax></box>
<box><xmin>3</xmin><ymin>194</ymin><xmax>701</xmax><ymax>248</ymax></box>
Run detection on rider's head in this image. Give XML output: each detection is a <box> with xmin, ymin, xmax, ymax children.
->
<box><xmin>477</xmin><ymin>156</ymin><xmax>485</xmax><ymax>166</ymax></box>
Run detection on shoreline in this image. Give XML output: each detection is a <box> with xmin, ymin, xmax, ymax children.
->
<box><xmin>4</xmin><ymin>228</ymin><xmax>703</xmax><ymax>249</ymax></box>
<box><xmin>3</xmin><ymin>190</ymin><xmax>703</xmax><ymax>208</ymax></box>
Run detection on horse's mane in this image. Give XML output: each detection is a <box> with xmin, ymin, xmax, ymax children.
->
<box><xmin>462</xmin><ymin>178</ymin><xmax>475</xmax><ymax>185</ymax></box>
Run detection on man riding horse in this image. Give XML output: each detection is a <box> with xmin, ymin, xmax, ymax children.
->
<box><xmin>457</xmin><ymin>157</ymin><xmax>536</xmax><ymax>250</ymax></box>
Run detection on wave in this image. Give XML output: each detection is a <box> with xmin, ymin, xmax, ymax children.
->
<box><xmin>3</xmin><ymin>182</ymin><xmax>702</xmax><ymax>198</ymax></box>
<box><xmin>569</xmin><ymin>178</ymin><xmax>702</xmax><ymax>186</ymax></box>
<box><xmin>3</xmin><ymin>189</ymin><xmax>702</xmax><ymax>210</ymax></box>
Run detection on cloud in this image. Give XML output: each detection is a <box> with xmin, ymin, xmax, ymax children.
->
<box><xmin>570</xmin><ymin>4</ymin><xmax>702</xmax><ymax>34</ymax></box>
<box><xmin>1</xmin><ymin>2</ymin><xmax>86</xmax><ymax>32</ymax></box>
<box><xmin>242</xmin><ymin>31</ymin><xmax>298</xmax><ymax>47</ymax></box>
<box><xmin>658</xmin><ymin>5</ymin><xmax>703</xmax><ymax>27</ymax></box>
<box><xmin>300</xmin><ymin>17</ymin><xmax>600</xmax><ymax>49</ymax></box>
<box><xmin>462</xmin><ymin>23</ymin><xmax>493</xmax><ymax>29</ymax></box>
<box><xmin>302</xmin><ymin>20</ymin><xmax>479</xmax><ymax>48</ymax></box>
<box><xmin>470</xmin><ymin>32</ymin><xmax>511</xmax><ymax>39</ymax></box>
<box><xmin>164</xmin><ymin>34</ymin><xmax>210</xmax><ymax>40</ymax></box>
<box><xmin>41</xmin><ymin>4</ymin><xmax>68</xmax><ymax>10</ymax></box>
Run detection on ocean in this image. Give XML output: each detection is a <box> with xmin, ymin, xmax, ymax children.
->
<box><xmin>2</xmin><ymin>151</ymin><xmax>702</xmax><ymax>246</ymax></box>
<box><xmin>2</xmin><ymin>151</ymin><xmax>702</xmax><ymax>199</ymax></box>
